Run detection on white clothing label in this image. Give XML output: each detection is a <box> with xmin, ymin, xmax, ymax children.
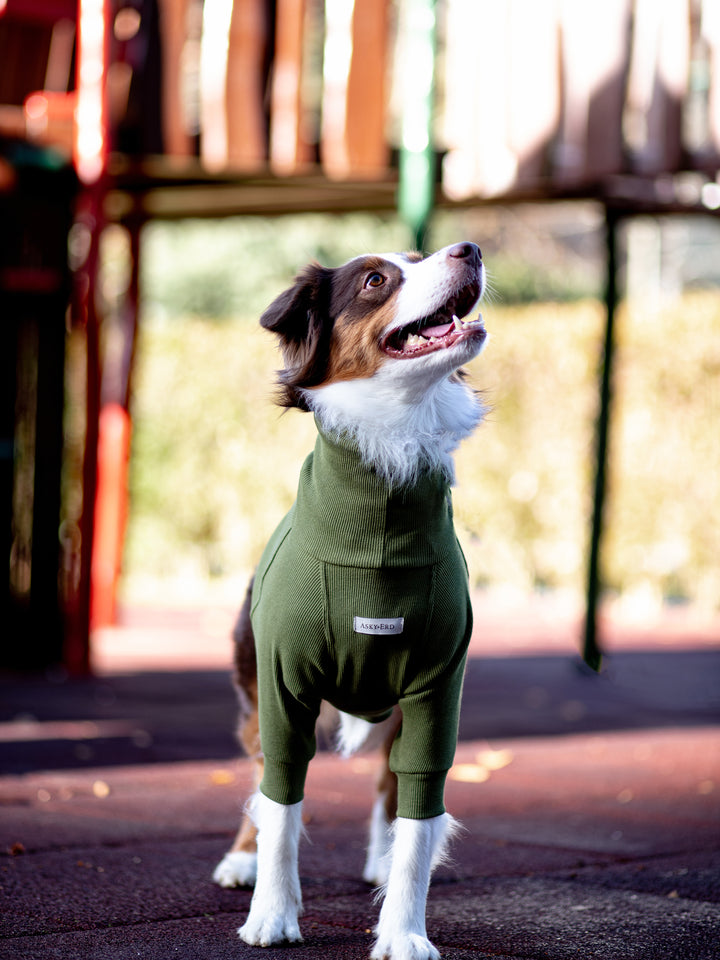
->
<box><xmin>353</xmin><ymin>616</ymin><xmax>405</xmax><ymax>636</ymax></box>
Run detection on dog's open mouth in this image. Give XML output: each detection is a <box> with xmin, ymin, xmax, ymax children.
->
<box><xmin>381</xmin><ymin>283</ymin><xmax>485</xmax><ymax>359</ymax></box>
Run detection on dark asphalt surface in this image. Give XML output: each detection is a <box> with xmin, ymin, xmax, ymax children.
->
<box><xmin>1</xmin><ymin>601</ymin><xmax>718</xmax><ymax>959</ymax></box>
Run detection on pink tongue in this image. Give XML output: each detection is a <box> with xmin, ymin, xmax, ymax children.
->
<box><xmin>421</xmin><ymin>320</ymin><xmax>454</xmax><ymax>339</ymax></box>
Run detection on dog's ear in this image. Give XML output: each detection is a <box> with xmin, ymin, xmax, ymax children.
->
<box><xmin>260</xmin><ymin>263</ymin><xmax>329</xmax><ymax>340</ymax></box>
<box><xmin>260</xmin><ymin>263</ymin><xmax>334</xmax><ymax>409</ymax></box>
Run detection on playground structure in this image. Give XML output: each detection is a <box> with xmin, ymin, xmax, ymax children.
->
<box><xmin>1</xmin><ymin>0</ymin><xmax>718</xmax><ymax>671</ymax></box>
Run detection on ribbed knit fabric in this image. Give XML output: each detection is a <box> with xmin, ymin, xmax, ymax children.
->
<box><xmin>251</xmin><ymin>422</ymin><xmax>473</xmax><ymax>819</ymax></box>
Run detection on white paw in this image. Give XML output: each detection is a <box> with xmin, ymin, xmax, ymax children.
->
<box><xmin>212</xmin><ymin>851</ymin><xmax>257</xmax><ymax>888</ymax></box>
<box><xmin>371</xmin><ymin>932</ymin><xmax>440</xmax><ymax>960</ymax></box>
<box><xmin>238</xmin><ymin>906</ymin><xmax>302</xmax><ymax>946</ymax></box>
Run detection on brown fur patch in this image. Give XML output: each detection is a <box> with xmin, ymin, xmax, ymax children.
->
<box><xmin>261</xmin><ymin>255</ymin><xmax>413</xmax><ymax>401</ymax></box>
<box><xmin>317</xmin><ymin>255</ymin><xmax>407</xmax><ymax>385</ymax></box>
<box><xmin>233</xmin><ymin>580</ymin><xmax>259</xmax><ymax>713</ymax></box>
<box><xmin>323</xmin><ymin>293</ymin><xmax>401</xmax><ymax>384</ymax></box>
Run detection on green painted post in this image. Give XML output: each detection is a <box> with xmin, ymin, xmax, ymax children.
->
<box><xmin>583</xmin><ymin>205</ymin><xmax>620</xmax><ymax>672</ymax></box>
<box><xmin>397</xmin><ymin>0</ymin><xmax>437</xmax><ymax>251</ymax></box>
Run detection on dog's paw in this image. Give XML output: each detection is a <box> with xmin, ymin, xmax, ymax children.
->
<box><xmin>212</xmin><ymin>851</ymin><xmax>257</xmax><ymax>888</ymax></box>
<box><xmin>371</xmin><ymin>933</ymin><xmax>441</xmax><ymax>960</ymax></box>
<box><xmin>238</xmin><ymin>907</ymin><xmax>302</xmax><ymax>947</ymax></box>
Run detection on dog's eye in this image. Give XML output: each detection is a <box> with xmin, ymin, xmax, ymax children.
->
<box><xmin>365</xmin><ymin>272</ymin><xmax>385</xmax><ymax>288</ymax></box>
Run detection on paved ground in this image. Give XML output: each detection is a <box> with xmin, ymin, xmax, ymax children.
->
<box><xmin>1</xmin><ymin>595</ymin><xmax>718</xmax><ymax>959</ymax></box>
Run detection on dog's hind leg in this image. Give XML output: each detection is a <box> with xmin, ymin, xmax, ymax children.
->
<box><xmin>363</xmin><ymin>709</ymin><xmax>401</xmax><ymax>886</ymax></box>
<box><xmin>212</xmin><ymin>720</ymin><xmax>263</xmax><ymax>887</ymax></box>
<box><xmin>238</xmin><ymin>792</ymin><xmax>304</xmax><ymax>946</ymax></box>
<box><xmin>213</xmin><ymin>583</ymin><xmax>264</xmax><ymax>888</ymax></box>
<box><xmin>372</xmin><ymin>813</ymin><xmax>460</xmax><ymax>960</ymax></box>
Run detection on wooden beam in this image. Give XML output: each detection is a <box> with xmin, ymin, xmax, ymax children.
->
<box><xmin>270</xmin><ymin>0</ymin><xmax>313</xmax><ymax>174</ymax></box>
<box><xmin>345</xmin><ymin>0</ymin><xmax>389</xmax><ymax>177</ymax></box>
<box><xmin>157</xmin><ymin>0</ymin><xmax>194</xmax><ymax>156</ymax></box>
<box><xmin>322</xmin><ymin>0</ymin><xmax>390</xmax><ymax>179</ymax></box>
<box><xmin>225</xmin><ymin>0</ymin><xmax>269</xmax><ymax>169</ymax></box>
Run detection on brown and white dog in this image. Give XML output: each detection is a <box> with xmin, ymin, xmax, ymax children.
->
<box><xmin>213</xmin><ymin>242</ymin><xmax>487</xmax><ymax>960</ymax></box>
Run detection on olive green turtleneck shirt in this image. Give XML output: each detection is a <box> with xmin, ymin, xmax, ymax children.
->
<box><xmin>251</xmin><ymin>423</ymin><xmax>473</xmax><ymax>819</ymax></box>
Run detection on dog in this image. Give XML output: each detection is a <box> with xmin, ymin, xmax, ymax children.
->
<box><xmin>213</xmin><ymin>241</ymin><xmax>487</xmax><ymax>960</ymax></box>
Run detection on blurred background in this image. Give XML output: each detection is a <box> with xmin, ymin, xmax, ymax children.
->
<box><xmin>1</xmin><ymin>0</ymin><xmax>719</xmax><ymax>674</ymax></box>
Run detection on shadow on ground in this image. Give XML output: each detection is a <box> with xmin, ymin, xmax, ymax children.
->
<box><xmin>1</xmin><ymin>648</ymin><xmax>717</xmax><ymax>775</ymax></box>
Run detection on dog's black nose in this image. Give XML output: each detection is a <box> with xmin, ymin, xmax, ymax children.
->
<box><xmin>448</xmin><ymin>241</ymin><xmax>481</xmax><ymax>263</ymax></box>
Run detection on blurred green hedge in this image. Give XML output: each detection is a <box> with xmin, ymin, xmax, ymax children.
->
<box><xmin>121</xmin><ymin>214</ymin><xmax>719</xmax><ymax>613</ymax></box>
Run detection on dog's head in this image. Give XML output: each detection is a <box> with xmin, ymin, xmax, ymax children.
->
<box><xmin>260</xmin><ymin>242</ymin><xmax>486</xmax><ymax>409</ymax></box>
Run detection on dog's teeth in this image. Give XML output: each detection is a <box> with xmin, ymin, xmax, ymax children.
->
<box><xmin>453</xmin><ymin>315</ymin><xmax>462</xmax><ymax>331</ymax></box>
<box><xmin>460</xmin><ymin>312</ymin><xmax>484</xmax><ymax>330</ymax></box>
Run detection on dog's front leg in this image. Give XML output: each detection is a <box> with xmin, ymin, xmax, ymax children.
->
<box><xmin>372</xmin><ymin>813</ymin><xmax>456</xmax><ymax>960</ymax></box>
<box><xmin>238</xmin><ymin>792</ymin><xmax>304</xmax><ymax>946</ymax></box>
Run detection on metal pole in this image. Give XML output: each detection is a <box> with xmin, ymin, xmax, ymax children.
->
<box><xmin>397</xmin><ymin>0</ymin><xmax>436</xmax><ymax>250</ymax></box>
<box><xmin>583</xmin><ymin>204</ymin><xmax>620</xmax><ymax>671</ymax></box>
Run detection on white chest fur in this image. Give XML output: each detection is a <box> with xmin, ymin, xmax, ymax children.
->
<box><xmin>304</xmin><ymin>372</ymin><xmax>484</xmax><ymax>487</ymax></box>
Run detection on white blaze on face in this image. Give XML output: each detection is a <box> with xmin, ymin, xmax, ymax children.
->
<box><xmin>372</xmin><ymin>247</ymin><xmax>486</xmax><ymax>380</ymax></box>
<box><xmin>381</xmin><ymin>246</ymin><xmax>485</xmax><ymax>344</ymax></box>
